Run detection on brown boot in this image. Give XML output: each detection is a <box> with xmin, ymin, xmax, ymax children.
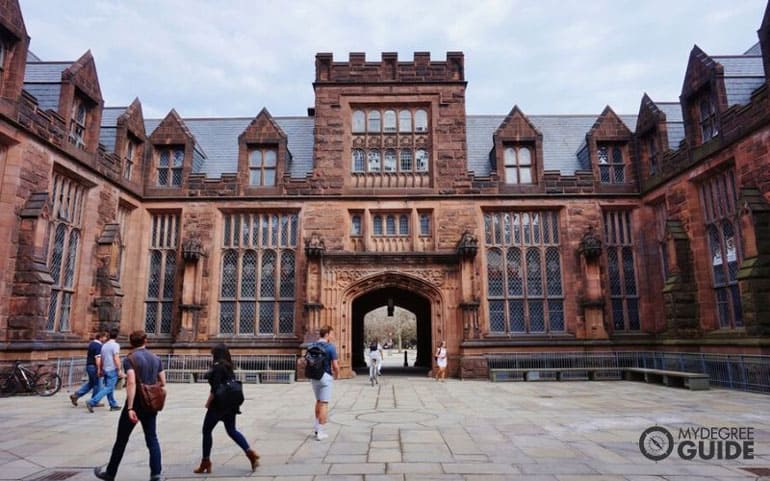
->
<box><xmin>193</xmin><ymin>458</ymin><xmax>211</xmax><ymax>474</ymax></box>
<box><xmin>245</xmin><ymin>449</ymin><xmax>260</xmax><ymax>471</ymax></box>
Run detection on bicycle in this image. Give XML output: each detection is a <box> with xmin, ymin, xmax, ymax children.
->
<box><xmin>0</xmin><ymin>360</ymin><xmax>62</xmax><ymax>397</ymax></box>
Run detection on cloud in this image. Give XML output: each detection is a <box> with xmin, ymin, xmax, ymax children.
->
<box><xmin>21</xmin><ymin>0</ymin><xmax>766</xmax><ymax>118</ymax></box>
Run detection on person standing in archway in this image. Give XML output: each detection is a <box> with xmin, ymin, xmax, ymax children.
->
<box><xmin>435</xmin><ymin>341</ymin><xmax>447</xmax><ymax>381</ymax></box>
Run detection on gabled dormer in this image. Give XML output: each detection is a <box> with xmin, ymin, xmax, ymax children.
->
<box><xmin>115</xmin><ymin>98</ymin><xmax>147</xmax><ymax>184</ymax></box>
<box><xmin>0</xmin><ymin>0</ymin><xmax>29</xmax><ymax>102</ymax></box>
<box><xmin>58</xmin><ymin>50</ymin><xmax>103</xmax><ymax>153</ymax></box>
<box><xmin>635</xmin><ymin>94</ymin><xmax>670</xmax><ymax>177</ymax></box>
<box><xmin>586</xmin><ymin>106</ymin><xmax>634</xmax><ymax>186</ymax></box>
<box><xmin>147</xmin><ymin>109</ymin><xmax>197</xmax><ymax>191</ymax></box>
<box><xmin>238</xmin><ymin>108</ymin><xmax>288</xmax><ymax>192</ymax></box>
<box><xmin>680</xmin><ymin>45</ymin><xmax>728</xmax><ymax>148</ymax></box>
<box><xmin>492</xmin><ymin>105</ymin><xmax>543</xmax><ymax>189</ymax></box>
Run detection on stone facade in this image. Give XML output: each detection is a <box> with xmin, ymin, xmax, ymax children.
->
<box><xmin>1</xmin><ymin>1</ymin><xmax>769</xmax><ymax>376</ymax></box>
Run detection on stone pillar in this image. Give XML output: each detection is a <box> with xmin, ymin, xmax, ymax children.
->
<box><xmin>93</xmin><ymin>224</ymin><xmax>124</xmax><ymax>331</ymax></box>
<box><xmin>578</xmin><ymin>226</ymin><xmax>608</xmax><ymax>339</ymax></box>
<box><xmin>737</xmin><ymin>189</ymin><xmax>770</xmax><ymax>336</ymax></box>
<box><xmin>456</xmin><ymin>230</ymin><xmax>479</xmax><ymax>339</ymax></box>
<box><xmin>304</xmin><ymin>233</ymin><xmax>325</xmax><ymax>342</ymax></box>
<box><xmin>179</xmin><ymin>236</ymin><xmax>205</xmax><ymax>342</ymax></box>
<box><xmin>662</xmin><ymin>220</ymin><xmax>700</xmax><ymax>337</ymax></box>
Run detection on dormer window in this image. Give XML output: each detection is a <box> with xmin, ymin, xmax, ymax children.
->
<box><xmin>504</xmin><ymin>145</ymin><xmax>533</xmax><ymax>184</ymax></box>
<box><xmin>699</xmin><ymin>95</ymin><xmax>718</xmax><ymax>142</ymax></box>
<box><xmin>249</xmin><ymin>147</ymin><xmax>277</xmax><ymax>186</ymax></box>
<box><xmin>598</xmin><ymin>143</ymin><xmax>625</xmax><ymax>184</ymax></box>
<box><xmin>69</xmin><ymin>98</ymin><xmax>87</xmax><ymax>149</ymax></box>
<box><xmin>646</xmin><ymin>135</ymin><xmax>659</xmax><ymax>176</ymax></box>
<box><xmin>123</xmin><ymin>138</ymin><xmax>138</xmax><ymax>181</ymax></box>
<box><xmin>157</xmin><ymin>146</ymin><xmax>184</xmax><ymax>187</ymax></box>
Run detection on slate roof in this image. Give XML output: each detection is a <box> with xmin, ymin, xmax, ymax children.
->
<box><xmin>26</xmin><ymin>50</ymin><xmax>41</xmax><ymax>62</ymax></box>
<box><xmin>23</xmin><ymin>62</ymin><xmax>70</xmax><ymax>111</ymax></box>
<box><xmin>656</xmin><ymin>102</ymin><xmax>685</xmax><ymax>150</ymax></box>
<box><xmin>143</xmin><ymin>116</ymin><xmax>315</xmax><ymax>178</ymax></box>
<box><xmin>466</xmin><ymin>114</ymin><xmax>637</xmax><ymax>176</ymax></box>
<box><xmin>98</xmin><ymin>107</ymin><xmax>127</xmax><ymax>153</ymax></box>
<box><xmin>713</xmin><ymin>55</ymin><xmax>765</xmax><ymax>106</ymax></box>
<box><xmin>743</xmin><ymin>43</ymin><xmax>762</xmax><ymax>56</ymax></box>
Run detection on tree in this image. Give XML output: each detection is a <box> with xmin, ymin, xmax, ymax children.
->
<box><xmin>364</xmin><ymin>306</ymin><xmax>416</xmax><ymax>351</ymax></box>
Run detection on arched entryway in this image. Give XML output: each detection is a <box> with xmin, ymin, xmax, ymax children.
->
<box><xmin>351</xmin><ymin>286</ymin><xmax>432</xmax><ymax>371</ymax></box>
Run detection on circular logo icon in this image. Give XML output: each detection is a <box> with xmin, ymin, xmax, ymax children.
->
<box><xmin>639</xmin><ymin>426</ymin><xmax>674</xmax><ymax>461</ymax></box>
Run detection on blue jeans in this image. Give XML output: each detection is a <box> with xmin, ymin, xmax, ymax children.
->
<box><xmin>74</xmin><ymin>364</ymin><xmax>102</xmax><ymax>399</ymax></box>
<box><xmin>89</xmin><ymin>369</ymin><xmax>119</xmax><ymax>408</ymax></box>
<box><xmin>201</xmin><ymin>408</ymin><xmax>250</xmax><ymax>459</ymax></box>
<box><xmin>105</xmin><ymin>406</ymin><xmax>162</xmax><ymax>478</ymax></box>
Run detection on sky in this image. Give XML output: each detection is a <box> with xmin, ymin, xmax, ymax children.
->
<box><xmin>20</xmin><ymin>0</ymin><xmax>767</xmax><ymax>119</ymax></box>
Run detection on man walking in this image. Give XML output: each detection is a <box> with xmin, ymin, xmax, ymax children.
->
<box><xmin>70</xmin><ymin>330</ymin><xmax>107</xmax><ymax>407</ymax></box>
<box><xmin>87</xmin><ymin>327</ymin><xmax>124</xmax><ymax>412</ymax></box>
<box><xmin>311</xmin><ymin>325</ymin><xmax>339</xmax><ymax>441</ymax></box>
<box><xmin>94</xmin><ymin>330</ymin><xmax>166</xmax><ymax>481</ymax></box>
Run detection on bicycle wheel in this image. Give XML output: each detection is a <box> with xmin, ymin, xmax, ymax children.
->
<box><xmin>33</xmin><ymin>372</ymin><xmax>61</xmax><ymax>396</ymax></box>
<box><xmin>0</xmin><ymin>372</ymin><xmax>19</xmax><ymax>397</ymax></box>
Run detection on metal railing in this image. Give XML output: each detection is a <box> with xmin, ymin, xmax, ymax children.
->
<box><xmin>486</xmin><ymin>351</ymin><xmax>770</xmax><ymax>393</ymax></box>
<box><xmin>47</xmin><ymin>354</ymin><xmax>297</xmax><ymax>389</ymax></box>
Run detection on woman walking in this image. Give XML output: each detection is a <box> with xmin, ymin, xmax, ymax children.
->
<box><xmin>435</xmin><ymin>341</ymin><xmax>447</xmax><ymax>381</ymax></box>
<box><xmin>193</xmin><ymin>344</ymin><xmax>259</xmax><ymax>474</ymax></box>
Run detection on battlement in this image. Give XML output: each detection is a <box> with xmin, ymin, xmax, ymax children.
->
<box><xmin>315</xmin><ymin>51</ymin><xmax>464</xmax><ymax>83</ymax></box>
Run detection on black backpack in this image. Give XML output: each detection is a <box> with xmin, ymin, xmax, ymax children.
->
<box><xmin>369</xmin><ymin>341</ymin><xmax>378</xmax><ymax>352</ymax></box>
<box><xmin>304</xmin><ymin>343</ymin><xmax>328</xmax><ymax>380</ymax></box>
<box><xmin>214</xmin><ymin>378</ymin><xmax>244</xmax><ymax>411</ymax></box>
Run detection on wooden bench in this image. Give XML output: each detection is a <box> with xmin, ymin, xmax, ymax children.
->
<box><xmin>489</xmin><ymin>367</ymin><xmax>623</xmax><ymax>382</ymax></box>
<box><xmin>624</xmin><ymin>367</ymin><xmax>710</xmax><ymax>391</ymax></box>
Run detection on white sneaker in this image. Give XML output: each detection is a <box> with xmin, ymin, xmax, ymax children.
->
<box><xmin>315</xmin><ymin>431</ymin><xmax>329</xmax><ymax>441</ymax></box>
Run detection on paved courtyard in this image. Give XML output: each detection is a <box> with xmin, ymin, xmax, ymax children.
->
<box><xmin>0</xmin><ymin>376</ymin><xmax>768</xmax><ymax>481</ymax></box>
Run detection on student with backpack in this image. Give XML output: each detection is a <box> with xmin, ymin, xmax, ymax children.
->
<box><xmin>305</xmin><ymin>325</ymin><xmax>339</xmax><ymax>441</ymax></box>
<box><xmin>193</xmin><ymin>344</ymin><xmax>259</xmax><ymax>474</ymax></box>
<box><xmin>367</xmin><ymin>339</ymin><xmax>383</xmax><ymax>386</ymax></box>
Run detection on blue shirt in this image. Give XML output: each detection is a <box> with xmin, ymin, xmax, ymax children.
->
<box><xmin>317</xmin><ymin>340</ymin><xmax>338</xmax><ymax>375</ymax></box>
<box><xmin>86</xmin><ymin>340</ymin><xmax>103</xmax><ymax>366</ymax></box>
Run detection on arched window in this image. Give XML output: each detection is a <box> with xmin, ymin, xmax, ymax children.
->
<box><xmin>386</xmin><ymin>215</ymin><xmax>396</xmax><ymax>235</ymax></box>
<box><xmin>399</xmin><ymin>110</ymin><xmax>412</xmax><ymax>132</ymax></box>
<box><xmin>373</xmin><ymin>215</ymin><xmax>383</xmax><ymax>235</ymax></box>
<box><xmin>367</xmin><ymin>150</ymin><xmax>381</xmax><ymax>172</ymax></box>
<box><xmin>367</xmin><ymin>111</ymin><xmax>381</xmax><ymax>132</ymax></box>
<box><xmin>400</xmin><ymin>149</ymin><xmax>412</xmax><ymax>171</ymax></box>
<box><xmin>352</xmin><ymin>110</ymin><xmax>365</xmax><ymax>133</ymax></box>
<box><xmin>415</xmin><ymin>109</ymin><xmax>428</xmax><ymax>132</ymax></box>
<box><xmin>351</xmin><ymin>215</ymin><xmax>362</xmax><ymax>236</ymax></box>
<box><xmin>383</xmin><ymin>149</ymin><xmax>397</xmax><ymax>172</ymax></box>
<box><xmin>415</xmin><ymin>149</ymin><xmax>429</xmax><ymax>171</ymax></box>
<box><xmin>399</xmin><ymin>215</ymin><xmax>409</xmax><ymax>235</ymax></box>
<box><xmin>352</xmin><ymin>149</ymin><xmax>365</xmax><ymax>172</ymax></box>
<box><xmin>383</xmin><ymin>110</ymin><xmax>396</xmax><ymax>132</ymax></box>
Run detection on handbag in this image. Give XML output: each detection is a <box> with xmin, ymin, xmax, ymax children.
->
<box><xmin>128</xmin><ymin>354</ymin><xmax>166</xmax><ymax>413</ymax></box>
<box><xmin>214</xmin><ymin>377</ymin><xmax>244</xmax><ymax>410</ymax></box>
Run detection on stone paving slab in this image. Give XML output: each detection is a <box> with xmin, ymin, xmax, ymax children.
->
<box><xmin>0</xmin><ymin>377</ymin><xmax>769</xmax><ymax>480</ymax></box>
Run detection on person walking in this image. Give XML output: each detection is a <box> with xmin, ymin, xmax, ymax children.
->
<box><xmin>193</xmin><ymin>344</ymin><xmax>259</xmax><ymax>474</ymax></box>
<box><xmin>94</xmin><ymin>330</ymin><xmax>165</xmax><ymax>481</ymax></box>
<box><xmin>310</xmin><ymin>325</ymin><xmax>339</xmax><ymax>441</ymax></box>
<box><xmin>367</xmin><ymin>339</ymin><xmax>383</xmax><ymax>386</ymax></box>
<box><xmin>69</xmin><ymin>330</ymin><xmax>107</xmax><ymax>407</ymax></box>
<box><xmin>435</xmin><ymin>341</ymin><xmax>448</xmax><ymax>382</ymax></box>
<box><xmin>87</xmin><ymin>327</ymin><xmax>124</xmax><ymax>412</ymax></box>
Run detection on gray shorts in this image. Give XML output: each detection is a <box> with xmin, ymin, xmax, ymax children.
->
<box><xmin>311</xmin><ymin>372</ymin><xmax>333</xmax><ymax>402</ymax></box>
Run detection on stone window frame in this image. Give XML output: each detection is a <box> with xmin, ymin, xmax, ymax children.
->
<box><xmin>248</xmin><ymin>145</ymin><xmax>278</xmax><ymax>187</ymax></box>
<box><xmin>144</xmin><ymin>212</ymin><xmax>179</xmax><ymax>336</ymax></box>
<box><xmin>503</xmin><ymin>144</ymin><xmax>534</xmax><ymax>185</ymax></box>
<box><xmin>698</xmin><ymin>92</ymin><xmax>719</xmax><ymax>143</ymax></box>
<box><xmin>68</xmin><ymin>95</ymin><xmax>88</xmax><ymax>149</ymax></box>
<box><xmin>218</xmin><ymin>212</ymin><xmax>298</xmax><ymax>336</ymax></box>
<box><xmin>418</xmin><ymin>212</ymin><xmax>431</xmax><ymax>237</ymax></box>
<box><xmin>123</xmin><ymin>135</ymin><xmax>141</xmax><ymax>181</ymax></box>
<box><xmin>698</xmin><ymin>168</ymin><xmax>742</xmax><ymax>329</ymax></box>
<box><xmin>351</xmin><ymin>213</ymin><xmax>363</xmax><ymax>236</ymax></box>
<box><xmin>371</xmin><ymin>213</ymin><xmax>410</xmax><ymax>237</ymax></box>
<box><xmin>597</xmin><ymin>142</ymin><xmax>626</xmax><ymax>184</ymax></box>
<box><xmin>352</xmin><ymin>106</ymin><xmax>428</xmax><ymax>135</ymax></box>
<box><xmin>46</xmin><ymin>172</ymin><xmax>88</xmax><ymax>332</ymax></box>
<box><xmin>484</xmin><ymin>210</ymin><xmax>565</xmax><ymax>335</ymax></box>
<box><xmin>644</xmin><ymin>132</ymin><xmax>659</xmax><ymax>176</ymax></box>
<box><xmin>156</xmin><ymin>145</ymin><xmax>184</xmax><ymax>187</ymax></box>
<box><xmin>603</xmin><ymin>210</ymin><xmax>640</xmax><ymax>331</ymax></box>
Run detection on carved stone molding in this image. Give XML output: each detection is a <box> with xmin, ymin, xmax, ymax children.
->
<box><xmin>578</xmin><ymin>225</ymin><xmax>602</xmax><ymax>260</ymax></box>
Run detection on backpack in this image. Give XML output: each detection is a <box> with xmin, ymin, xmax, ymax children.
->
<box><xmin>369</xmin><ymin>341</ymin><xmax>378</xmax><ymax>352</ymax></box>
<box><xmin>304</xmin><ymin>343</ymin><xmax>328</xmax><ymax>380</ymax></box>
<box><xmin>214</xmin><ymin>377</ymin><xmax>244</xmax><ymax>411</ymax></box>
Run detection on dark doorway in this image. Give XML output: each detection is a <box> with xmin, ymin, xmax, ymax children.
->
<box><xmin>351</xmin><ymin>286</ymin><xmax>432</xmax><ymax>373</ymax></box>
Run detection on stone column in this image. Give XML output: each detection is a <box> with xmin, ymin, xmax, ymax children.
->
<box><xmin>737</xmin><ymin>189</ymin><xmax>770</xmax><ymax>336</ymax></box>
<box><xmin>662</xmin><ymin>220</ymin><xmax>700</xmax><ymax>337</ymax></box>
<box><xmin>456</xmin><ymin>230</ymin><xmax>479</xmax><ymax>339</ymax></box>
<box><xmin>179</xmin><ymin>236</ymin><xmax>205</xmax><ymax>342</ymax></box>
<box><xmin>578</xmin><ymin>226</ymin><xmax>608</xmax><ymax>339</ymax></box>
<box><xmin>304</xmin><ymin>233</ymin><xmax>325</xmax><ymax>342</ymax></box>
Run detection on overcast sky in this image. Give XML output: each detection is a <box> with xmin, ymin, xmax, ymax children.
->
<box><xmin>20</xmin><ymin>0</ymin><xmax>767</xmax><ymax>119</ymax></box>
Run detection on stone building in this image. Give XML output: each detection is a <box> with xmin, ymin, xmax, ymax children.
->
<box><xmin>0</xmin><ymin>1</ymin><xmax>769</xmax><ymax>378</ymax></box>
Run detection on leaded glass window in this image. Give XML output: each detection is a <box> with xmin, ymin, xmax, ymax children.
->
<box><xmin>419</xmin><ymin>213</ymin><xmax>431</xmax><ymax>236</ymax></box>
<box><xmin>352</xmin><ymin>110</ymin><xmax>365</xmax><ymax>133</ymax></box>
<box><xmin>352</xmin><ymin>149</ymin><xmax>365</xmax><ymax>172</ymax></box>
<box><xmin>699</xmin><ymin>169</ymin><xmax>742</xmax><ymax>328</ymax></box>
<box><xmin>69</xmin><ymin>98</ymin><xmax>87</xmax><ymax>148</ymax></box>
<box><xmin>123</xmin><ymin>139</ymin><xmax>137</xmax><ymax>181</ymax></box>
<box><xmin>219</xmin><ymin>213</ymin><xmax>298</xmax><ymax>336</ymax></box>
<box><xmin>249</xmin><ymin>147</ymin><xmax>277</xmax><ymax>186</ymax></box>
<box><xmin>46</xmin><ymin>173</ymin><xmax>87</xmax><ymax>332</ymax></box>
<box><xmin>367</xmin><ymin>111</ymin><xmax>381</xmax><ymax>132</ymax></box>
<box><xmin>603</xmin><ymin>211</ymin><xmax>640</xmax><ymax>331</ymax></box>
<box><xmin>144</xmin><ymin>213</ymin><xmax>179</xmax><ymax>335</ymax></box>
<box><xmin>384</xmin><ymin>149</ymin><xmax>397</xmax><ymax>172</ymax></box>
<box><xmin>699</xmin><ymin>94</ymin><xmax>719</xmax><ymax>142</ymax></box>
<box><xmin>372</xmin><ymin>212</ymin><xmax>408</xmax><ymax>237</ymax></box>
<box><xmin>156</xmin><ymin>146</ymin><xmax>184</xmax><ymax>187</ymax></box>
<box><xmin>351</xmin><ymin>214</ymin><xmax>362</xmax><ymax>236</ymax></box>
<box><xmin>368</xmin><ymin>150</ymin><xmax>381</xmax><ymax>172</ymax></box>
<box><xmin>373</xmin><ymin>215</ymin><xmax>383</xmax><ymax>235</ymax></box>
<box><xmin>485</xmin><ymin>210</ymin><xmax>563</xmax><ymax>334</ymax></box>
<box><xmin>399</xmin><ymin>110</ymin><xmax>412</xmax><ymax>132</ymax></box>
<box><xmin>415</xmin><ymin>109</ymin><xmax>428</xmax><ymax>132</ymax></box>
<box><xmin>415</xmin><ymin>149</ymin><xmax>429</xmax><ymax>171</ymax></box>
<box><xmin>383</xmin><ymin>110</ymin><xmax>396</xmax><ymax>132</ymax></box>
<box><xmin>598</xmin><ymin>143</ymin><xmax>625</xmax><ymax>184</ymax></box>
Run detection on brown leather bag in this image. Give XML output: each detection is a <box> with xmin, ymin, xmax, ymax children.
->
<box><xmin>128</xmin><ymin>353</ymin><xmax>166</xmax><ymax>413</ymax></box>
